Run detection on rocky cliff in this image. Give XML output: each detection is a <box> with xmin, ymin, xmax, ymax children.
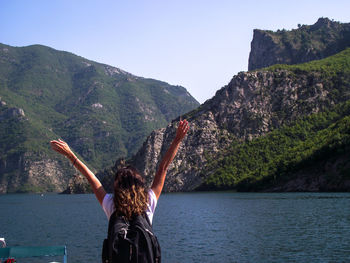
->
<box><xmin>127</xmin><ymin>49</ymin><xmax>350</xmax><ymax>192</ymax></box>
<box><xmin>248</xmin><ymin>18</ymin><xmax>350</xmax><ymax>70</ymax></box>
<box><xmin>0</xmin><ymin>96</ymin><xmax>75</xmax><ymax>193</ymax></box>
<box><xmin>61</xmin><ymin>174</ymin><xmax>92</xmax><ymax>194</ymax></box>
<box><xmin>0</xmin><ymin>151</ymin><xmax>72</xmax><ymax>193</ymax></box>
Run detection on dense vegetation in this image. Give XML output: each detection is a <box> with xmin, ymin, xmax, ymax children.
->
<box><xmin>273</xmin><ymin>18</ymin><xmax>350</xmax><ymax>56</ymax></box>
<box><xmin>202</xmin><ymin>101</ymin><xmax>350</xmax><ymax>190</ymax></box>
<box><xmin>267</xmin><ymin>47</ymin><xmax>350</xmax><ymax>75</ymax></box>
<box><xmin>202</xmin><ymin>49</ymin><xmax>350</xmax><ymax>191</ymax></box>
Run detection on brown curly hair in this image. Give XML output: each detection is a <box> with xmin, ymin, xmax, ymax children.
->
<box><xmin>113</xmin><ymin>166</ymin><xmax>149</xmax><ymax>220</ymax></box>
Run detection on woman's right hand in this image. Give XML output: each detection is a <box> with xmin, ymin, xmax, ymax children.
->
<box><xmin>175</xmin><ymin>119</ymin><xmax>189</xmax><ymax>142</ymax></box>
<box><xmin>50</xmin><ymin>139</ymin><xmax>74</xmax><ymax>159</ymax></box>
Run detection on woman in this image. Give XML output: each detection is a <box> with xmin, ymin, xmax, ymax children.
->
<box><xmin>50</xmin><ymin>119</ymin><xmax>189</xmax><ymax>235</ymax></box>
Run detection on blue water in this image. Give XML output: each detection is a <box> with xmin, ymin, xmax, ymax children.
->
<box><xmin>1</xmin><ymin>192</ymin><xmax>350</xmax><ymax>263</ymax></box>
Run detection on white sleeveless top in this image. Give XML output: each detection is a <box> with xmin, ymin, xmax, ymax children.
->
<box><xmin>102</xmin><ymin>189</ymin><xmax>157</xmax><ymax>224</ymax></box>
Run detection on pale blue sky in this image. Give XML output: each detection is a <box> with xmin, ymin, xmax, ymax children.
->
<box><xmin>1</xmin><ymin>0</ymin><xmax>350</xmax><ymax>103</ymax></box>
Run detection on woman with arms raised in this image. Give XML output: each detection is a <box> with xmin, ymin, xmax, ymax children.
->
<box><xmin>50</xmin><ymin>120</ymin><xmax>189</xmax><ymax>262</ymax></box>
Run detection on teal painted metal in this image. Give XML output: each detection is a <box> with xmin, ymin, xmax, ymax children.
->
<box><xmin>0</xmin><ymin>246</ymin><xmax>67</xmax><ymax>262</ymax></box>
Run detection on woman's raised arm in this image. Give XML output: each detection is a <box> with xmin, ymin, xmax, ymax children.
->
<box><xmin>151</xmin><ymin>120</ymin><xmax>189</xmax><ymax>200</ymax></box>
<box><xmin>50</xmin><ymin>139</ymin><xmax>106</xmax><ymax>205</ymax></box>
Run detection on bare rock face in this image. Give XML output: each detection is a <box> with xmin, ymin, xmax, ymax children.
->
<box><xmin>129</xmin><ymin>68</ymin><xmax>345</xmax><ymax>192</ymax></box>
<box><xmin>0</xmin><ymin>97</ymin><xmax>7</xmax><ymax>106</ymax></box>
<box><xmin>61</xmin><ymin>174</ymin><xmax>91</xmax><ymax>194</ymax></box>
<box><xmin>248</xmin><ymin>18</ymin><xmax>350</xmax><ymax>70</ymax></box>
<box><xmin>0</xmin><ymin>153</ymin><xmax>71</xmax><ymax>193</ymax></box>
<box><xmin>130</xmin><ymin>111</ymin><xmax>232</xmax><ymax>191</ymax></box>
<box><xmin>25</xmin><ymin>158</ymin><xmax>68</xmax><ymax>192</ymax></box>
<box><xmin>0</xmin><ymin>107</ymin><xmax>25</xmax><ymax>121</ymax></box>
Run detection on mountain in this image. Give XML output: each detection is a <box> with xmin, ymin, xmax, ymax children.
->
<box><xmin>124</xmin><ymin>48</ymin><xmax>350</xmax><ymax>192</ymax></box>
<box><xmin>248</xmin><ymin>17</ymin><xmax>350</xmax><ymax>70</ymax></box>
<box><xmin>0</xmin><ymin>43</ymin><xmax>199</xmax><ymax>193</ymax></box>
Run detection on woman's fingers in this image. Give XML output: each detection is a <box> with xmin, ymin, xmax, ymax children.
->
<box><xmin>51</xmin><ymin>143</ymin><xmax>63</xmax><ymax>151</ymax></box>
<box><xmin>176</xmin><ymin>119</ymin><xmax>189</xmax><ymax>140</ymax></box>
<box><xmin>51</xmin><ymin>140</ymin><xmax>68</xmax><ymax>148</ymax></box>
<box><xmin>50</xmin><ymin>141</ymin><xmax>62</xmax><ymax>150</ymax></box>
<box><xmin>184</xmin><ymin>123</ymin><xmax>189</xmax><ymax>133</ymax></box>
<box><xmin>50</xmin><ymin>141</ymin><xmax>59</xmax><ymax>148</ymax></box>
<box><xmin>180</xmin><ymin>120</ymin><xmax>189</xmax><ymax>132</ymax></box>
<box><xmin>50</xmin><ymin>139</ymin><xmax>71</xmax><ymax>156</ymax></box>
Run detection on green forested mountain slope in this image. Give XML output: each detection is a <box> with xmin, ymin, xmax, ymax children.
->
<box><xmin>203</xmin><ymin>101</ymin><xmax>350</xmax><ymax>191</ymax></box>
<box><xmin>201</xmin><ymin>48</ymin><xmax>350</xmax><ymax>191</ymax></box>
<box><xmin>0</xmin><ymin>43</ymin><xmax>199</xmax><ymax>193</ymax></box>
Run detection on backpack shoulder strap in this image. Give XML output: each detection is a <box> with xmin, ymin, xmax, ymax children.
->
<box><xmin>132</xmin><ymin>214</ymin><xmax>161</xmax><ymax>262</ymax></box>
<box><xmin>107</xmin><ymin>211</ymin><xmax>117</xmax><ymax>237</ymax></box>
<box><xmin>131</xmin><ymin>213</ymin><xmax>153</xmax><ymax>232</ymax></box>
<box><xmin>106</xmin><ymin>211</ymin><xmax>117</xmax><ymax>262</ymax></box>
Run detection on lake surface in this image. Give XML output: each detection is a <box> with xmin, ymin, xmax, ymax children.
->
<box><xmin>0</xmin><ymin>192</ymin><xmax>349</xmax><ymax>263</ymax></box>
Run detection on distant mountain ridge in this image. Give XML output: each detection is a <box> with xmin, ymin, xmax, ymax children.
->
<box><xmin>248</xmin><ymin>17</ymin><xmax>350</xmax><ymax>70</ymax></box>
<box><xmin>0</xmin><ymin>43</ymin><xmax>199</xmax><ymax>193</ymax></box>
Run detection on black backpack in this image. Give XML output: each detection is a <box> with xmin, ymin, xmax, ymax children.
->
<box><xmin>102</xmin><ymin>211</ymin><xmax>161</xmax><ymax>263</ymax></box>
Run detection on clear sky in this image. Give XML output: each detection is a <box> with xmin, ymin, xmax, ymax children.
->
<box><xmin>1</xmin><ymin>0</ymin><xmax>350</xmax><ymax>103</ymax></box>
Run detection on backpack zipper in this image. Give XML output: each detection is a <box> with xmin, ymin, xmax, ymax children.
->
<box><xmin>144</xmin><ymin>228</ymin><xmax>154</xmax><ymax>236</ymax></box>
<box><xmin>129</xmin><ymin>244</ymin><xmax>133</xmax><ymax>261</ymax></box>
<box><xmin>122</xmin><ymin>228</ymin><xmax>128</xmax><ymax>239</ymax></box>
